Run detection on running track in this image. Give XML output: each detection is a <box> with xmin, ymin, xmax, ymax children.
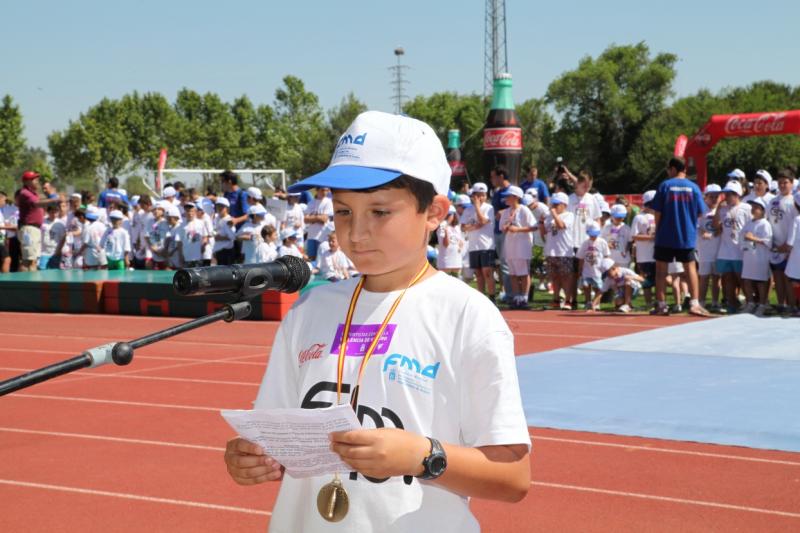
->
<box><xmin>0</xmin><ymin>311</ymin><xmax>798</xmax><ymax>532</ymax></box>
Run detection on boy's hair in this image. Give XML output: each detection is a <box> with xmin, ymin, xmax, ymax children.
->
<box><xmin>668</xmin><ymin>157</ymin><xmax>686</xmax><ymax>172</ymax></box>
<box><xmin>341</xmin><ymin>175</ymin><xmax>435</xmax><ymax>213</ymax></box>
<box><xmin>777</xmin><ymin>168</ymin><xmax>796</xmax><ymax>181</ymax></box>
<box><xmin>139</xmin><ymin>195</ymin><xmax>152</xmax><ymax>206</ymax></box>
<box><xmin>493</xmin><ymin>165</ymin><xmax>509</xmax><ymax>181</ymax></box>
<box><xmin>576</xmin><ymin>170</ymin><xmax>592</xmax><ymax>185</ymax></box>
<box><xmin>108</xmin><ymin>177</ymin><xmax>119</xmax><ymax>188</ymax></box>
<box><xmin>220</xmin><ymin>170</ymin><xmax>238</xmax><ymax>185</ymax></box>
<box><xmin>46</xmin><ymin>203</ymin><xmax>59</xmax><ymax>212</ymax></box>
<box><xmin>260</xmin><ymin>224</ymin><xmax>275</xmax><ymax>240</ymax></box>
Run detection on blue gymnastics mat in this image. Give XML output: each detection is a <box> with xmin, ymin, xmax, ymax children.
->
<box><xmin>516</xmin><ymin>315</ymin><xmax>800</xmax><ymax>452</ymax></box>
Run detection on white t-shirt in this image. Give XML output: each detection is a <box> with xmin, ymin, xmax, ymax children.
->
<box><xmin>164</xmin><ymin>223</ymin><xmax>182</xmax><ymax>268</ymax></box>
<box><xmin>199</xmin><ymin>214</ymin><xmax>215</xmax><ymax>261</ymax></box>
<box><xmin>237</xmin><ymin>220</ymin><xmax>266</xmax><ymax>264</ymax></box>
<box><xmin>177</xmin><ymin>219</ymin><xmax>208</xmax><ymax>263</ymax></box>
<box><xmin>601</xmin><ymin>266</ymin><xmax>641</xmax><ymax>292</ymax></box>
<box><xmin>0</xmin><ymin>204</ymin><xmax>18</xmax><ymax>238</ymax></box>
<box><xmin>741</xmin><ymin>218</ymin><xmax>772</xmax><ymax>281</ymax></box>
<box><xmin>717</xmin><ymin>203</ymin><xmax>752</xmax><ymax>261</ymax></box>
<box><xmin>784</xmin><ymin>216</ymin><xmax>800</xmax><ymax>280</ymax></box>
<box><xmin>499</xmin><ymin>205</ymin><xmax>535</xmax><ymax>261</ymax></box>
<box><xmin>254</xmin><ymin>272</ymin><xmax>529</xmax><ymax>533</ymax></box>
<box><xmin>132</xmin><ymin>210</ymin><xmax>155</xmax><ymax>260</ymax></box>
<box><xmin>213</xmin><ymin>214</ymin><xmax>236</xmax><ymax>252</ymax></box>
<box><xmin>767</xmin><ymin>194</ymin><xmax>799</xmax><ymax>264</ymax></box>
<box><xmin>285</xmin><ymin>203</ymin><xmax>306</xmax><ymax>241</ymax></box>
<box><xmin>528</xmin><ymin>203</ymin><xmax>549</xmax><ymax>247</ymax></box>
<box><xmin>318</xmin><ymin>247</ymin><xmax>356</xmax><ymax>280</ymax></box>
<box><xmin>147</xmin><ymin>219</ymin><xmax>170</xmax><ymax>262</ymax></box>
<box><xmin>254</xmin><ymin>241</ymin><xmax>278</xmax><ymax>264</ymax></box>
<box><xmin>100</xmin><ymin>227</ymin><xmax>131</xmax><ymax>261</ymax></box>
<box><xmin>568</xmin><ymin>193</ymin><xmax>602</xmax><ymax>248</ymax></box>
<box><xmin>542</xmin><ymin>211</ymin><xmax>575</xmax><ymax>257</ymax></box>
<box><xmin>83</xmin><ymin>220</ymin><xmax>108</xmax><ymax>266</ymax></box>
<box><xmin>459</xmin><ymin>203</ymin><xmax>495</xmax><ymax>252</ymax></box>
<box><xmin>576</xmin><ymin>237</ymin><xmax>610</xmax><ymax>279</ymax></box>
<box><xmin>601</xmin><ymin>222</ymin><xmax>632</xmax><ymax>267</ymax></box>
<box><xmin>436</xmin><ymin>223</ymin><xmax>464</xmax><ymax>270</ymax></box>
<box><xmin>743</xmin><ymin>192</ymin><xmax>775</xmax><ymax>206</ymax></box>
<box><xmin>695</xmin><ymin>210</ymin><xmax>720</xmax><ymax>264</ymax></box>
<box><xmin>41</xmin><ymin>217</ymin><xmax>67</xmax><ymax>257</ymax></box>
<box><xmin>305</xmin><ymin>197</ymin><xmax>334</xmax><ymax>241</ymax></box>
<box><xmin>631</xmin><ymin>212</ymin><xmax>655</xmax><ymax>263</ymax></box>
<box><xmin>278</xmin><ymin>243</ymin><xmax>303</xmax><ymax>258</ymax></box>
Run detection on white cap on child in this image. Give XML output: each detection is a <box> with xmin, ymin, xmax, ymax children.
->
<box><xmin>248</xmin><ymin>203</ymin><xmax>267</xmax><ymax>216</ymax></box>
<box><xmin>109</xmin><ymin>210</ymin><xmax>124</xmax><ymax>220</ymax></box>
<box><xmin>470</xmin><ymin>182</ymin><xmax>488</xmax><ymax>195</ymax></box>
<box><xmin>600</xmin><ymin>258</ymin><xmax>616</xmax><ymax>272</ymax></box>
<box><xmin>551</xmin><ymin>192</ymin><xmax>569</xmax><ymax>205</ymax></box>
<box><xmin>247</xmin><ymin>186</ymin><xmax>263</xmax><ymax>200</ymax></box>
<box><xmin>611</xmin><ymin>204</ymin><xmax>628</xmax><ymax>218</ymax></box>
<box><xmin>215</xmin><ymin>197</ymin><xmax>230</xmax><ymax>208</ymax></box>
<box><xmin>704</xmin><ymin>183</ymin><xmax>721</xmax><ymax>194</ymax></box>
<box><xmin>162</xmin><ymin>186</ymin><xmax>177</xmax><ymax>198</ymax></box>
<box><xmin>642</xmin><ymin>190</ymin><xmax>656</xmax><ymax>204</ymax></box>
<box><xmin>287</xmin><ymin>111</ymin><xmax>451</xmax><ymax>196</ymax></box>
<box><xmin>522</xmin><ymin>193</ymin><xmax>535</xmax><ymax>206</ymax></box>
<box><xmin>165</xmin><ymin>205</ymin><xmax>181</xmax><ymax>218</ymax></box>
<box><xmin>722</xmin><ymin>181</ymin><xmax>743</xmax><ymax>196</ymax></box>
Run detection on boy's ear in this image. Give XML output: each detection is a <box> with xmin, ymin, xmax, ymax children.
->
<box><xmin>426</xmin><ymin>195</ymin><xmax>449</xmax><ymax>231</ymax></box>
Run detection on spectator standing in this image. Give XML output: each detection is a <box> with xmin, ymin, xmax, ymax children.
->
<box><xmin>0</xmin><ymin>191</ymin><xmax>19</xmax><ymax>271</ymax></box>
<box><xmin>16</xmin><ymin>171</ymin><xmax>60</xmax><ymax>271</ymax></box>
<box><xmin>740</xmin><ymin>198</ymin><xmax>772</xmax><ymax>316</ymax></box>
<box><xmin>540</xmin><ymin>192</ymin><xmax>575</xmax><ymax>310</ymax></box>
<box><xmin>176</xmin><ymin>203</ymin><xmax>207</xmax><ymax>268</ymax></box>
<box><xmin>489</xmin><ymin>165</ymin><xmax>512</xmax><ymax>302</ymax></box>
<box><xmin>39</xmin><ymin>204</ymin><xmax>67</xmax><ymax>270</ymax></box>
<box><xmin>436</xmin><ymin>206</ymin><xmax>464</xmax><ymax>277</ymax></box>
<box><xmin>567</xmin><ymin>171</ymin><xmax>602</xmax><ymax>307</ymax></box>
<box><xmin>80</xmin><ymin>207</ymin><xmax>108</xmax><ymax>270</ymax></box>
<box><xmin>212</xmin><ymin>197</ymin><xmax>236</xmax><ymax>266</ymax></box>
<box><xmin>498</xmin><ymin>186</ymin><xmax>535</xmax><ymax>309</ymax></box>
<box><xmin>519</xmin><ymin>164</ymin><xmax>550</xmax><ymax>204</ymax></box>
<box><xmin>237</xmin><ymin>204</ymin><xmax>269</xmax><ymax>265</ymax></box>
<box><xmin>304</xmin><ymin>187</ymin><xmax>334</xmax><ymax>261</ymax></box>
<box><xmin>631</xmin><ymin>190</ymin><xmax>657</xmax><ymax>308</ymax></box>
<box><xmin>101</xmin><ymin>210</ymin><xmax>132</xmax><ymax>270</ymax></box>
<box><xmin>650</xmin><ymin>157</ymin><xmax>710</xmax><ymax>316</ymax></box>
<box><xmin>460</xmin><ymin>182</ymin><xmax>496</xmax><ymax>302</ymax></box>
<box><xmin>164</xmin><ymin>205</ymin><xmax>183</xmax><ymax>269</ymax></box>
<box><xmin>602</xmin><ymin>204</ymin><xmax>633</xmax><ymax>267</ymax></box>
<box><xmin>576</xmin><ymin>222</ymin><xmax>610</xmax><ymax>311</ymax></box>
<box><xmin>767</xmin><ymin>170</ymin><xmax>799</xmax><ymax>313</ymax></box>
<box><xmin>713</xmin><ymin>181</ymin><xmax>752</xmax><ymax>314</ymax></box>
<box><xmin>696</xmin><ymin>184</ymin><xmax>723</xmax><ymax>311</ymax></box>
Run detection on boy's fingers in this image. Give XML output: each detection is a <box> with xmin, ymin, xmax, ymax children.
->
<box><xmin>231</xmin><ymin>438</ymin><xmax>264</xmax><ymax>456</ymax></box>
<box><xmin>229</xmin><ymin>454</ymin><xmax>268</xmax><ymax>468</ymax></box>
<box><xmin>329</xmin><ymin>430</ymin><xmax>371</xmax><ymax>445</ymax></box>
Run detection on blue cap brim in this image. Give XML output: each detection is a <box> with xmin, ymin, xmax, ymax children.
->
<box><xmin>288</xmin><ymin>165</ymin><xmax>402</xmax><ymax>193</ymax></box>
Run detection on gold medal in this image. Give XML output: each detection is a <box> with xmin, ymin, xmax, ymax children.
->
<box><xmin>317</xmin><ymin>475</ymin><xmax>349</xmax><ymax>522</ymax></box>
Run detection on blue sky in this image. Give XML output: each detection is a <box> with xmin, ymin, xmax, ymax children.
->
<box><xmin>3</xmin><ymin>0</ymin><xmax>799</xmax><ymax>150</ymax></box>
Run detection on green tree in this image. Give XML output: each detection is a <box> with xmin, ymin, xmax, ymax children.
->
<box><xmin>231</xmin><ymin>95</ymin><xmax>259</xmax><ymax>168</ymax></box>
<box><xmin>48</xmin><ymin>120</ymin><xmax>97</xmax><ymax>184</ymax></box>
<box><xmin>0</xmin><ymin>95</ymin><xmax>25</xmax><ymax>173</ymax></box>
<box><xmin>516</xmin><ymin>97</ymin><xmax>557</xmax><ymax>173</ymax></box>
<box><xmin>546</xmin><ymin>42</ymin><xmax>677</xmax><ymax>191</ymax></box>
<box><xmin>327</xmin><ymin>92</ymin><xmax>367</xmax><ymax>144</ymax></box>
<box><xmin>273</xmin><ymin>76</ymin><xmax>329</xmax><ymax>181</ymax></box>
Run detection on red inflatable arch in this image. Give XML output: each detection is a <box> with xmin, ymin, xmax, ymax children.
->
<box><xmin>677</xmin><ymin>110</ymin><xmax>800</xmax><ymax>189</ymax></box>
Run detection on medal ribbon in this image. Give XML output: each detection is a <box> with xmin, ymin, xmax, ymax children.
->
<box><xmin>335</xmin><ymin>261</ymin><xmax>430</xmax><ymax>407</ymax></box>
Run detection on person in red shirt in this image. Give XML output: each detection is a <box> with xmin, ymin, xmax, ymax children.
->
<box><xmin>15</xmin><ymin>171</ymin><xmax>60</xmax><ymax>271</ymax></box>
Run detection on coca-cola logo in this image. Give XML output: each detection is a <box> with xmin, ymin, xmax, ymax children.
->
<box><xmin>483</xmin><ymin>128</ymin><xmax>522</xmax><ymax>151</ymax></box>
<box><xmin>298</xmin><ymin>343</ymin><xmax>326</xmax><ymax>366</ymax></box>
<box><xmin>724</xmin><ymin>113</ymin><xmax>787</xmax><ymax>135</ymax></box>
<box><xmin>449</xmin><ymin>161</ymin><xmax>466</xmax><ymax>176</ymax></box>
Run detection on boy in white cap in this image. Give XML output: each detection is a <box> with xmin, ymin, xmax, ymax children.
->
<box><xmin>540</xmin><ymin>191</ymin><xmax>575</xmax><ymax>309</ymax></box>
<box><xmin>576</xmin><ymin>222</ymin><xmax>610</xmax><ymax>311</ymax></box>
<box><xmin>568</xmin><ymin>171</ymin><xmax>602</xmax><ymax>306</ymax></box>
<box><xmin>39</xmin><ymin>203</ymin><xmax>67</xmax><ymax>270</ymax></box>
<box><xmin>740</xmin><ymin>197</ymin><xmax>773</xmax><ymax>315</ymax></box>
<box><xmin>696</xmin><ymin>184</ymin><xmax>723</xmax><ymax>311</ymax></box>
<box><xmin>145</xmin><ymin>202</ymin><xmax>170</xmax><ymax>270</ymax></box>
<box><xmin>631</xmin><ymin>190</ymin><xmax>657</xmax><ymax>308</ymax></box>
<box><xmin>237</xmin><ymin>204</ymin><xmax>270</xmax><ymax>265</ymax></box>
<box><xmin>277</xmin><ymin>228</ymin><xmax>304</xmax><ymax>259</ymax></box>
<box><xmin>460</xmin><ymin>182</ymin><xmax>496</xmax><ymax>302</ymax></box>
<box><xmin>499</xmin><ymin>185</ymin><xmax>535</xmax><ymax>308</ymax></box>
<box><xmin>713</xmin><ymin>180</ymin><xmax>752</xmax><ymax>314</ymax></box>
<box><xmin>601</xmin><ymin>204</ymin><xmax>632</xmax><ymax>268</ymax></box>
<box><xmin>283</xmin><ymin>192</ymin><xmax>306</xmax><ymax>248</ymax></box>
<box><xmin>163</xmin><ymin>204</ymin><xmax>183</xmax><ymax>269</ymax></box>
<box><xmin>595</xmin><ymin>257</ymin><xmax>644</xmax><ymax>313</ymax></box>
<box><xmin>80</xmin><ymin>206</ymin><xmax>108</xmax><ymax>270</ymax></box>
<box><xmin>175</xmin><ymin>203</ymin><xmax>208</xmax><ymax>268</ymax></box>
<box><xmin>304</xmin><ymin>187</ymin><xmax>334</xmax><ymax>261</ymax></box>
<box><xmin>224</xmin><ymin>111</ymin><xmax>530</xmax><ymax>532</ymax></box>
<box><xmin>435</xmin><ymin>205</ymin><xmax>464</xmax><ymax>277</ymax></box>
<box><xmin>743</xmin><ymin>170</ymin><xmax>775</xmax><ymax>205</ymax></box>
<box><xmin>212</xmin><ymin>197</ymin><xmax>236</xmax><ymax>265</ymax></box>
<box><xmin>767</xmin><ymin>169</ymin><xmax>799</xmax><ymax>314</ymax></box>
<box><xmin>783</xmin><ymin>190</ymin><xmax>800</xmax><ymax>316</ymax></box>
<box><xmin>100</xmin><ymin>210</ymin><xmax>132</xmax><ymax>270</ymax></box>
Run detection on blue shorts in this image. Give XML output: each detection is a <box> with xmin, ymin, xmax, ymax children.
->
<box><xmin>581</xmin><ymin>276</ymin><xmax>603</xmax><ymax>290</ymax></box>
<box><xmin>716</xmin><ymin>259</ymin><xmax>743</xmax><ymax>274</ymax></box>
<box><xmin>305</xmin><ymin>239</ymin><xmax>321</xmax><ymax>259</ymax></box>
<box><xmin>770</xmin><ymin>259</ymin><xmax>788</xmax><ymax>271</ymax></box>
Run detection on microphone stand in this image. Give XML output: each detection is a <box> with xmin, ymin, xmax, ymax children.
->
<box><xmin>0</xmin><ymin>299</ymin><xmax>254</xmax><ymax>398</ymax></box>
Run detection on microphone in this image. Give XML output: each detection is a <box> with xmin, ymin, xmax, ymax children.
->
<box><xmin>173</xmin><ymin>255</ymin><xmax>311</xmax><ymax>297</ymax></box>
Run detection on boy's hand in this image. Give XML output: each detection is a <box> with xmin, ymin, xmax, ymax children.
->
<box><xmin>330</xmin><ymin>428</ymin><xmax>430</xmax><ymax>479</ymax></box>
<box><xmin>224</xmin><ymin>438</ymin><xmax>283</xmax><ymax>485</ymax></box>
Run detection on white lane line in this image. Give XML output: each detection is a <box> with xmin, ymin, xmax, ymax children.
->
<box><xmin>532</xmin><ymin>481</ymin><xmax>800</xmax><ymax>518</ymax></box>
<box><xmin>0</xmin><ymin>479</ymin><xmax>271</xmax><ymax>516</ymax></box>
<box><xmin>514</xmin><ymin>332</ymin><xmax>603</xmax><ymax>339</ymax></box>
<box><xmin>0</xmin><ymin>427</ymin><xmax>225</xmax><ymax>451</ymax></box>
<box><xmin>0</xmin><ymin>347</ymin><xmax>267</xmax><ymax>365</ymax></box>
<box><xmin>529</xmin><ymin>434</ymin><xmax>800</xmax><ymax>467</ymax></box>
<box><xmin>10</xmin><ymin>393</ymin><xmax>225</xmax><ymax>412</ymax></box>
<box><xmin>0</xmin><ymin>368</ymin><xmax>260</xmax><ymax>388</ymax></box>
<box><xmin>0</xmin><ymin>331</ymin><xmax>268</xmax><ymax>349</ymax></box>
<box><xmin>506</xmin><ymin>318</ymin><xmax>667</xmax><ymax>328</ymax></box>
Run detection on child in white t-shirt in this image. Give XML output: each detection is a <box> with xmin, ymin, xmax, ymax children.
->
<box><xmin>498</xmin><ymin>186</ymin><xmax>535</xmax><ymax>309</ymax></box>
<box><xmin>696</xmin><ymin>184</ymin><xmax>722</xmax><ymax>311</ymax></box>
<box><xmin>740</xmin><ymin>198</ymin><xmax>773</xmax><ymax>315</ymax></box>
<box><xmin>223</xmin><ymin>111</ymin><xmax>530</xmax><ymax>533</ymax></box>
<box><xmin>163</xmin><ymin>205</ymin><xmax>183</xmax><ymax>269</ymax></box>
<box><xmin>146</xmin><ymin>203</ymin><xmax>170</xmax><ymax>270</ymax></box>
<box><xmin>631</xmin><ymin>191</ymin><xmax>657</xmax><ymax>307</ymax></box>
<box><xmin>595</xmin><ymin>258</ymin><xmax>644</xmax><ymax>313</ymax></box>
<box><xmin>277</xmin><ymin>228</ymin><xmax>304</xmax><ymax>259</ymax></box>
<box><xmin>435</xmin><ymin>206</ymin><xmax>464</xmax><ymax>276</ymax></box>
<box><xmin>540</xmin><ymin>192</ymin><xmax>575</xmax><ymax>310</ymax></box>
<box><xmin>40</xmin><ymin>204</ymin><xmax>67</xmax><ymax>270</ymax></box>
<box><xmin>767</xmin><ymin>170</ymin><xmax>800</xmax><ymax>313</ymax></box>
<box><xmin>714</xmin><ymin>181</ymin><xmax>752</xmax><ymax>314</ymax></box>
<box><xmin>783</xmin><ymin>190</ymin><xmax>800</xmax><ymax>316</ymax></box>
<box><xmin>100</xmin><ymin>210</ymin><xmax>132</xmax><ymax>270</ymax></box>
<box><xmin>195</xmin><ymin>204</ymin><xmax>215</xmax><ymax>266</ymax></box>
<box><xmin>212</xmin><ymin>198</ymin><xmax>236</xmax><ymax>266</ymax></box>
<box><xmin>237</xmin><ymin>204</ymin><xmax>269</xmax><ymax>265</ymax></box>
<box><xmin>176</xmin><ymin>203</ymin><xmax>209</xmax><ymax>268</ymax></box>
<box><xmin>318</xmin><ymin>231</ymin><xmax>358</xmax><ymax>282</ymax></box>
<box><xmin>253</xmin><ymin>225</ymin><xmax>279</xmax><ymax>264</ymax></box>
<box><xmin>576</xmin><ymin>222</ymin><xmax>610</xmax><ymax>311</ymax></box>
<box><xmin>601</xmin><ymin>204</ymin><xmax>632</xmax><ymax>268</ymax></box>
<box><xmin>80</xmin><ymin>207</ymin><xmax>108</xmax><ymax>270</ymax></box>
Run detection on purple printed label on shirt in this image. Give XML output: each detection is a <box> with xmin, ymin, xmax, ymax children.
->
<box><xmin>330</xmin><ymin>323</ymin><xmax>397</xmax><ymax>357</ymax></box>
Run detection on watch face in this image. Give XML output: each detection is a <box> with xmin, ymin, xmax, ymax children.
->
<box><xmin>430</xmin><ymin>456</ymin><xmax>447</xmax><ymax>475</ymax></box>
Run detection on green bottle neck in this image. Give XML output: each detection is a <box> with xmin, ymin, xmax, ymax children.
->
<box><xmin>447</xmin><ymin>130</ymin><xmax>460</xmax><ymax>149</ymax></box>
<box><xmin>490</xmin><ymin>78</ymin><xmax>515</xmax><ymax>110</ymax></box>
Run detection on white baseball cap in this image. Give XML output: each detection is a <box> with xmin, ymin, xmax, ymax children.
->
<box><xmin>754</xmin><ymin>169</ymin><xmax>772</xmax><ymax>185</ymax></box>
<box><xmin>165</xmin><ymin>205</ymin><xmax>181</xmax><ymax>218</ymax></box>
<box><xmin>704</xmin><ymin>183</ymin><xmax>722</xmax><ymax>194</ymax></box>
<box><xmin>247</xmin><ymin>186</ymin><xmax>263</xmax><ymax>200</ymax></box>
<box><xmin>747</xmin><ymin>197</ymin><xmax>767</xmax><ymax>210</ymax></box>
<box><xmin>249</xmin><ymin>203</ymin><xmax>267</xmax><ymax>216</ymax></box>
<box><xmin>611</xmin><ymin>204</ymin><xmax>628</xmax><ymax>218</ymax></box>
<box><xmin>600</xmin><ymin>258</ymin><xmax>616</xmax><ymax>272</ymax></box>
<box><xmin>727</xmin><ymin>168</ymin><xmax>746</xmax><ymax>180</ymax></box>
<box><xmin>642</xmin><ymin>190</ymin><xmax>656</xmax><ymax>204</ymax></box>
<box><xmin>85</xmin><ymin>206</ymin><xmax>99</xmax><ymax>220</ymax></box>
<box><xmin>281</xmin><ymin>228</ymin><xmax>297</xmax><ymax>240</ymax></box>
<box><xmin>70</xmin><ymin>193</ymin><xmax>82</xmax><ymax>200</ymax></box>
<box><xmin>470</xmin><ymin>182</ymin><xmax>488</xmax><ymax>195</ymax></box>
<box><xmin>162</xmin><ymin>186</ymin><xmax>177</xmax><ymax>198</ymax></box>
<box><xmin>600</xmin><ymin>201</ymin><xmax>611</xmax><ymax>214</ymax></box>
<box><xmin>447</xmin><ymin>205</ymin><xmax>457</xmax><ymax>215</ymax></box>
<box><xmin>586</xmin><ymin>222</ymin><xmax>602</xmax><ymax>237</ymax></box>
<box><xmin>108</xmin><ymin>210</ymin><xmax>124</xmax><ymax>220</ymax></box>
<box><xmin>215</xmin><ymin>197</ymin><xmax>230</xmax><ymax>208</ymax></box>
<box><xmin>551</xmin><ymin>192</ymin><xmax>569</xmax><ymax>205</ymax></box>
<box><xmin>521</xmin><ymin>193</ymin><xmax>535</xmax><ymax>206</ymax></box>
<box><xmin>722</xmin><ymin>181</ymin><xmax>743</xmax><ymax>196</ymax></box>
<box><xmin>288</xmin><ymin>111</ymin><xmax>451</xmax><ymax>196</ymax></box>
<box><xmin>455</xmin><ymin>194</ymin><xmax>471</xmax><ymax>206</ymax></box>
<box><xmin>503</xmin><ymin>185</ymin><xmax>524</xmax><ymax>199</ymax></box>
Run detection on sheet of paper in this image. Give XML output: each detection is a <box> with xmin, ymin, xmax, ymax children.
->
<box><xmin>221</xmin><ymin>404</ymin><xmax>361</xmax><ymax>479</ymax></box>
<box><xmin>265</xmin><ymin>197</ymin><xmax>288</xmax><ymax>222</ymax></box>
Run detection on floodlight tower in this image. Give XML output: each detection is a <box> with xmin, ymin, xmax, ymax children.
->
<box><xmin>389</xmin><ymin>47</ymin><xmax>409</xmax><ymax>114</ymax></box>
<box><xmin>484</xmin><ymin>0</ymin><xmax>509</xmax><ymax>96</ymax></box>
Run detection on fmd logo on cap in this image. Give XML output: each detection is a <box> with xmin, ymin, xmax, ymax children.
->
<box><xmin>289</xmin><ymin>111</ymin><xmax>451</xmax><ymax>196</ymax></box>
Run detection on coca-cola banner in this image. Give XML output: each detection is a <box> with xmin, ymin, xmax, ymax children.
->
<box><xmin>483</xmin><ymin>127</ymin><xmax>523</xmax><ymax>151</ymax></box>
<box><xmin>449</xmin><ymin>160</ymin><xmax>466</xmax><ymax>176</ymax></box>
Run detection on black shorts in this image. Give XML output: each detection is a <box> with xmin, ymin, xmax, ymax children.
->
<box><xmin>0</xmin><ymin>243</ymin><xmax>7</xmax><ymax>262</ymax></box>
<box><xmin>636</xmin><ymin>261</ymin><xmax>656</xmax><ymax>289</ymax></box>
<box><xmin>469</xmin><ymin>249</ymin><xmax>497</xmax><ymax>269</ymax></box>
<box><xmin>654</xmin><ymin>246</ymin><xmax>696</xmax><ymax>263</ymax></box>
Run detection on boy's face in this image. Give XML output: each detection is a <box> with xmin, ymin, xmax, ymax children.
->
<box><xmin>112</xmin><ymin>218</ymin><xmax>123</xmax><ymax>228</ymax></box>
<box><xmin>333</xmin><ymin>187</ymin><xmax>443</xmax><ymax>278</ymax></box>
<box><xmin>751</xmin><ymin>205</ymin><xmax>764</xmax><ymax>219</ymax></box>
<box><xmin>328</xmin><ymin>234</ymin><xmax>339</xmax><ymax>250</ymax></box>
<box><xmin>608</xmin><ymin>265</ymin><xmax>620</xmax><ymax>278</ymax></box>
<box><xmin>704</xmin><ymin>193</ymin><xmax>719</xmax><ymax>207</ymax></box>
<box><xmin>574</xmin><ymin>181</ymin><xmax>589</xmax><ymax>196</ymax></box>
<box><xmin>753</xmin><ymin>179</ymin><xmax>768</xmax><ymax>195</ymax></box>
<box><xmin>185</xmin><ymin>208</ymin><xmax>196</xmax><ymax>220</ymax></box>
<box><xmin>612</xmin><ymin>216</ymin><xmax>623</xmax><ymax>226</ymax></box>
<box><xmin>778</xmin><ymin>178</ymin><xmax>793</xmax><ymax>195</ymax></box>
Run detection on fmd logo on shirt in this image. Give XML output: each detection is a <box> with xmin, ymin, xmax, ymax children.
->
<box><xmin>383</xmin><ymin>353</ymin><xmax>440</xmax><ymax>395</ymax></box>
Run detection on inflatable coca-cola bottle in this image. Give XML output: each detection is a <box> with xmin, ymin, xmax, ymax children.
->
<box><xmin>482</xmin><ymin>73</ymin><xmax>523</xmax><ymax>184</ymax></box>
<box><xmin>447</xmin><ymin>129</ymin><xmax>469</xmax><ymax>193</ymax></box>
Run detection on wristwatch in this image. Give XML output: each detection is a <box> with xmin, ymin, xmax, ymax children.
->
<box><xmin>417</xmin><ymin>437</ymin><xmax>447</xmax><ymax>480</ymax></box>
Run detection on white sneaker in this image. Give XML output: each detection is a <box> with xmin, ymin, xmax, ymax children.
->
<box><xmin>754</xmin><ymin>304</ymin><xmax>768</xmax><ymax>317</ymax></box>
<box><xmin>618</xmin><ymin>304</ymin><xmax>632</xmax><ymax>313</ymax></box>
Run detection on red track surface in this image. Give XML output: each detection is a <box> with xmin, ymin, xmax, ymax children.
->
<box><xmin>0</xmin><ymin>311</ymin><xmax>798</xmax><ymax>532</ymax></box>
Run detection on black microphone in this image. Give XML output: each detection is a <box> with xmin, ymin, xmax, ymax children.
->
<box><xmin>173</xmin><ymin>255</ymin><xmax>311</xmax><ymax>297</ymax></box>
